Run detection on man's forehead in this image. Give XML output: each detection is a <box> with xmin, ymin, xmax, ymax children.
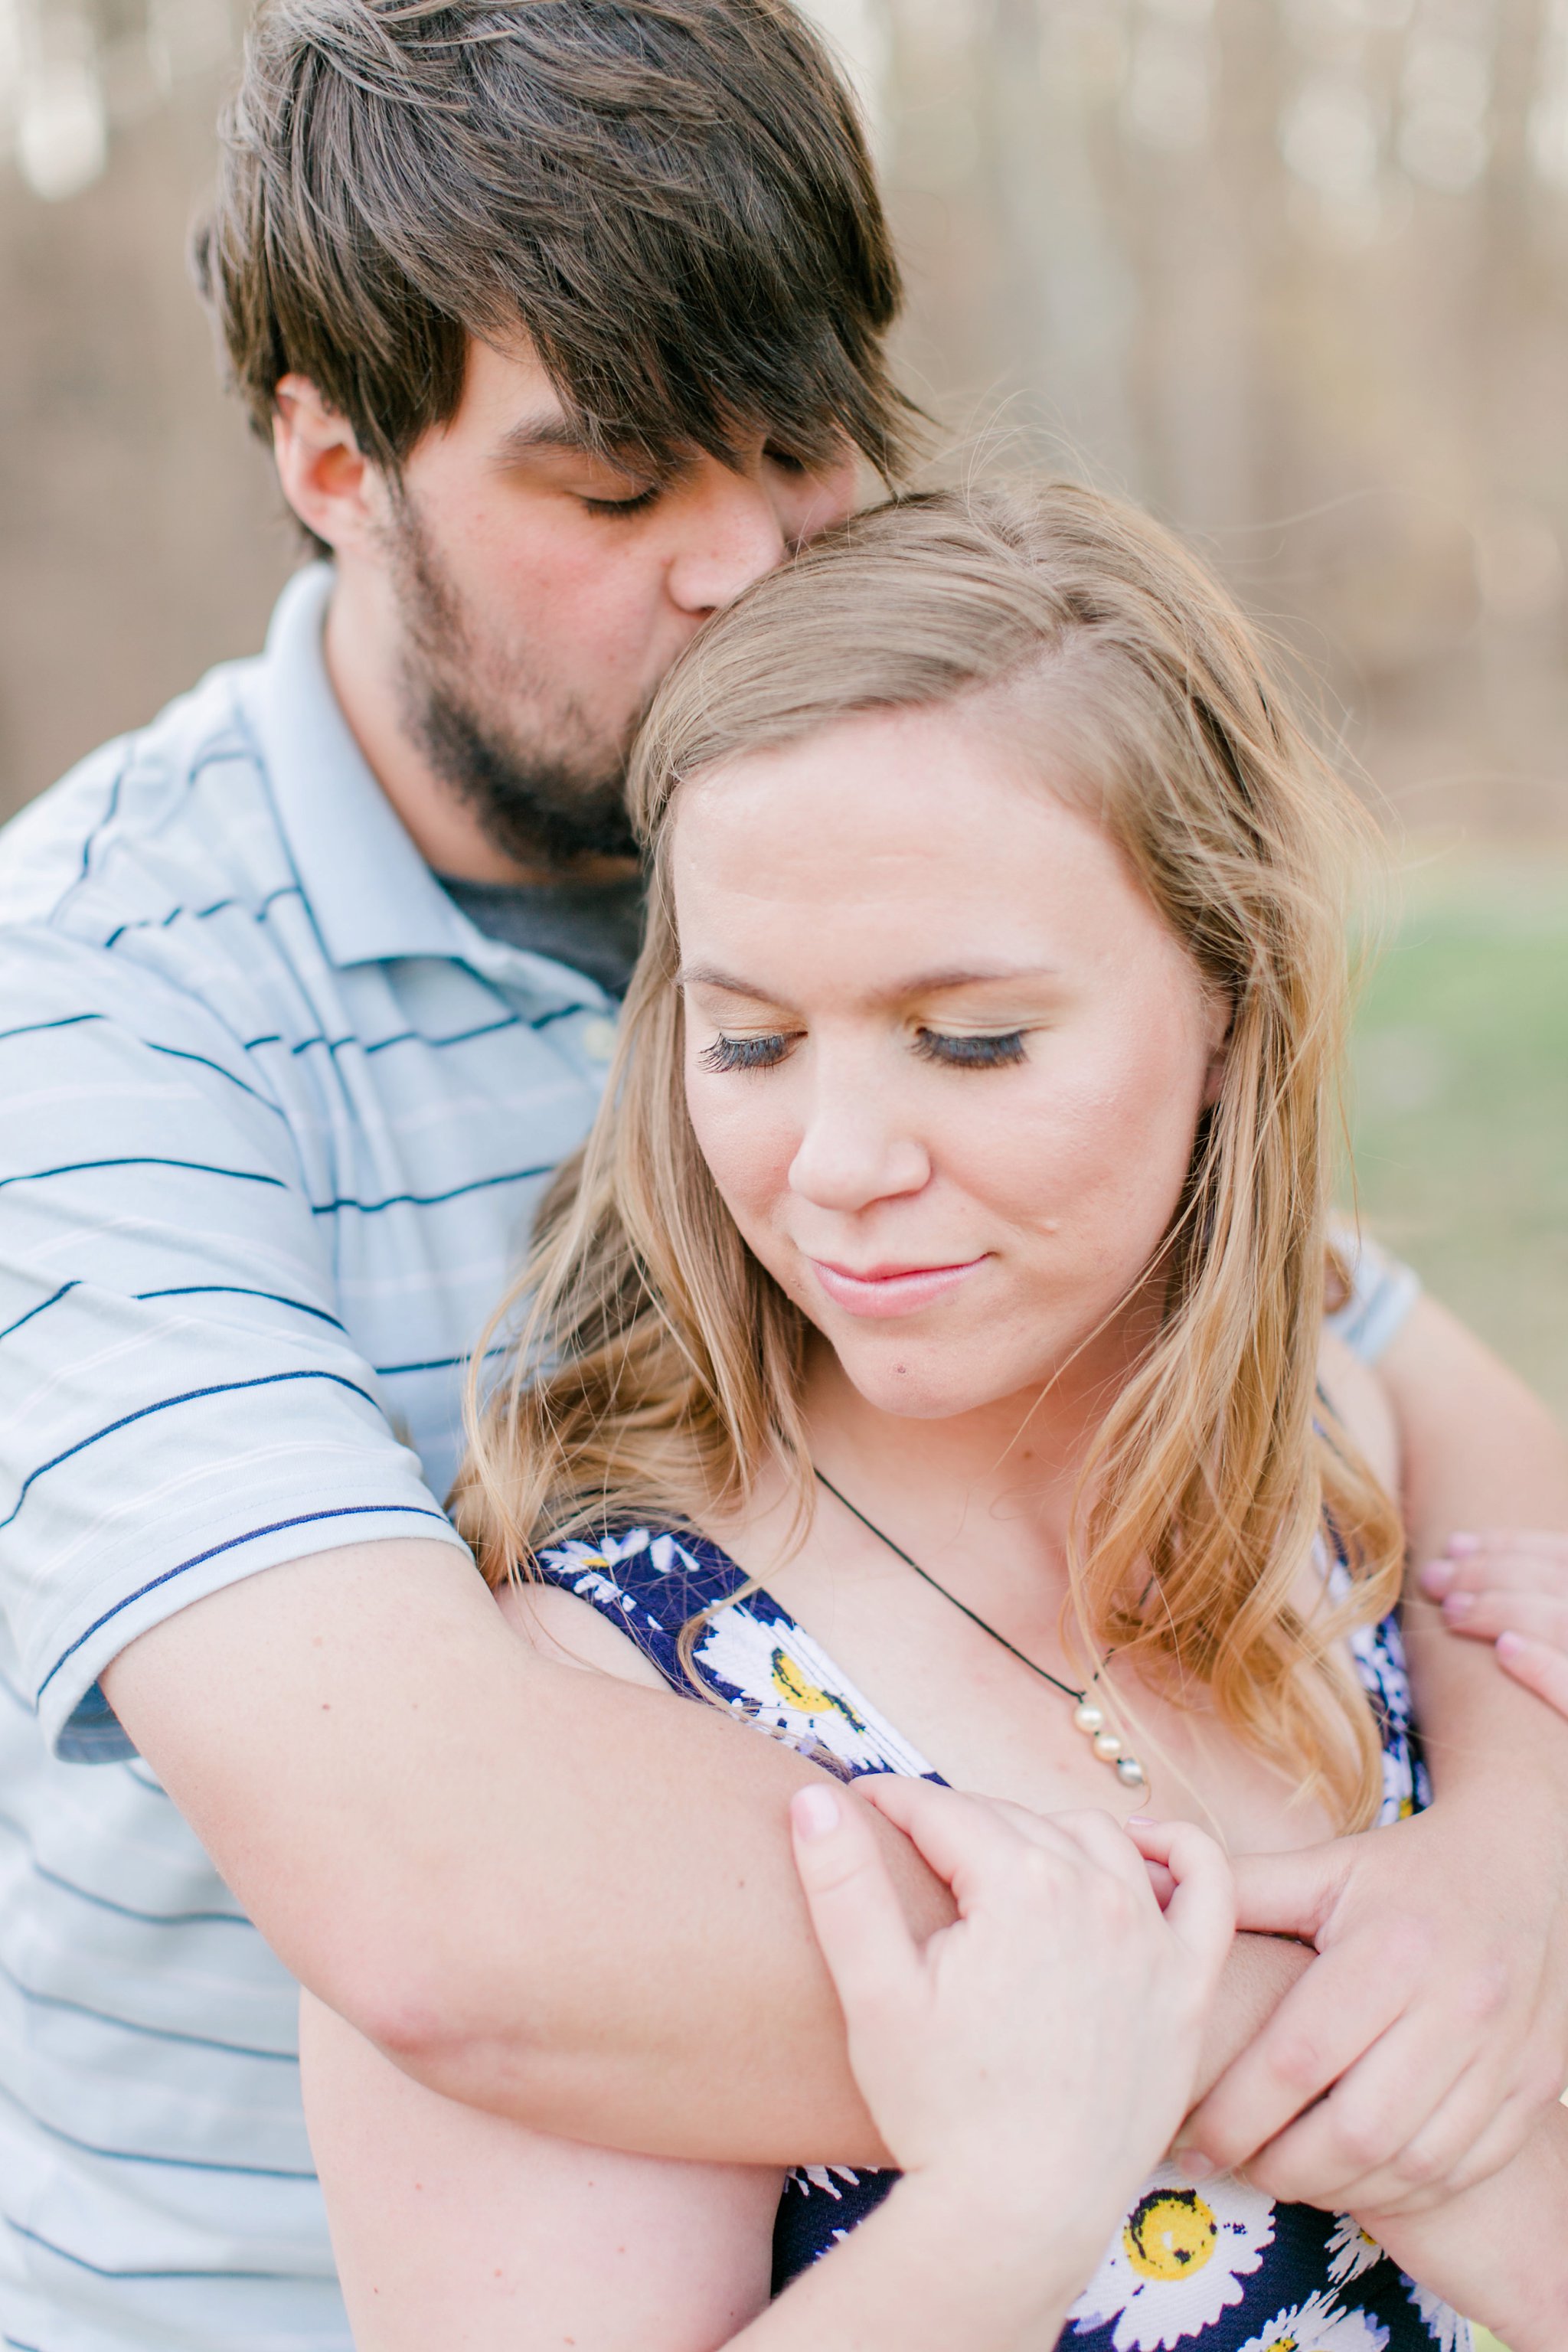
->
<box><xmin>461</xmin><ymin>333</ymin><xmax>785</xmax><ymax>476</ymax></box>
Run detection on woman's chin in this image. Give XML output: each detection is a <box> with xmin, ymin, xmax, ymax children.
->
<box><xmin>836</xmin><ymin>1349</ymin><xmax>1019</xmax><ymax>1423</ymax></box>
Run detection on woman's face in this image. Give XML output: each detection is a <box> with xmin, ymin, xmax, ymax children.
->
<box><xmin>673</xmin><ymin>702</ymin><xmax>1230</xmax><ymax>1423</ymax></box>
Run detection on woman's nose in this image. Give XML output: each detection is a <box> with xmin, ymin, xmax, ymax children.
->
<box><xmin>665</xmin><ymin>460</ymin><xmax>789</xmax><ymax>616</ymax></box>
<box><xmin>786</xmin><ymin>1085</ymin><xmax>931</xmax><ymax>1214</ymax></box>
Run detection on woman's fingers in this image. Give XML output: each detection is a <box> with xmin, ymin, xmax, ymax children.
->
<box><xmin>789</xmin><ymin>1783</ymin><xmax>920</xmax><ymax>2020</ymax></box>
<box><xmin>1496</xmin><ymin>1629</ymin><xmax>1568</xmax><ymax>1717</ymax></box>
<box><xmin>856</xmin><ymin>1772</ymin><xmax>1070</xmax><ymax>1908</ymax></box>
<box><xmin>1123</xmin><ymin>1818</ymin><xmax>1234</xmax><ymax>1982</ymax></box>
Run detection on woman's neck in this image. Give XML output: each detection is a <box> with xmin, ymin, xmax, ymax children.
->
<box><xmin>797</xmin><ymin>1334</ymin><xmax>1125</xmax><ymax>1565</ymax></box>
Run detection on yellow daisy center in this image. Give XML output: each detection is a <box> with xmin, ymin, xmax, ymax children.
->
<box><xmin>769</xmin><ymin>1648</ymin><xmax>864</xmax><ymax>1730</ymax></box>
<box><xmin>771</xmin><ymin>1651</ymin><xmax>836</xmax><ymax>1712</ymax></box>
<box><xmin>1123</xmin><ymin>2189</ymin><xmax>1218</xmax><ymax>2280</ymax></box>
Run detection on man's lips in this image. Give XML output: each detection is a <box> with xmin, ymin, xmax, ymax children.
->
<box><xmin>807</xmin><ymin>1255</ymin><xmax>988</xmax><ymax>1318</ymax></box>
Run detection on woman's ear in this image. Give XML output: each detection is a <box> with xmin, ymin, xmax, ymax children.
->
<box><xmin>1200</xmin><ymin>997</ymin><xmax>1233</xmax><ymax>1109</ymax></box>
<box><xmin>272</xmin><ymin>374</ymin><xmax>385</xmax><ymax>555</ymax></box>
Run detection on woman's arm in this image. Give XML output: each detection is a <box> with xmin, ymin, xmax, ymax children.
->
<box><xmin>301</xmin><ymin>1990</ymin><xmax>782</xmax><ymax>2352</ymax></box>
<box><xmin>302</xmin><ymin>1590</ymin><xmax>1231</xmax><ymax>2352</ymax></box>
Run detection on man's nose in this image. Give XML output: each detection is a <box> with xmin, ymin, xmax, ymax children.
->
<box><xmin>665</xmin><ymin>459</ymin><xmax>789</xmax><ymax>616</ymax></box>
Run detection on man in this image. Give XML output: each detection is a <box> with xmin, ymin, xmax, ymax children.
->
<box><xmin>1</xmin><ymin>4</ymin><xmax>1566</xmax><ymax>2346</ymax></box>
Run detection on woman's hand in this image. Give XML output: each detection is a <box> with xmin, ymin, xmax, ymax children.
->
<box><xmin>1179</xmin><ymin>1802</ymin><xmax>1568</xmax><ymax>2216</ymax></box>
<box><xmin>788</xmin><ymin>1779</ymin><xmax>1233</xmax><ymax>2290</ymax></box>
<box><xmin>1354</xmin><ymin>2104</ymin><xmax>1568</xmax><ymax>2351</ymax></box>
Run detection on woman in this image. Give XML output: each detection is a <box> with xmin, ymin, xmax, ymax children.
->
<box><xmin>302</xmin><ymin>486</ymin><xmax>1566</xmax><ymax>2347</ymax></box>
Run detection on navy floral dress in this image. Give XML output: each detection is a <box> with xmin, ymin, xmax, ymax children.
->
<box><xmin>534</xmin><ymin>1526</ymin><xmax>1466</xmax><ymax>2352</ymax></box>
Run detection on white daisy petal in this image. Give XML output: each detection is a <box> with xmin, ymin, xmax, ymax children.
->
<box><xmin>1070</xmin><ymin>2165</ymin><xmax>1276</xmax><ymax>2349</ymax></box>
<box><xmin>1406</xmin><ymin>2283</ymin><xmax>1472</xmax><ymax>2351</ymax></box>
<box><xmin>1325</xmin><ymin>2214</ymin><xmax>1383</xmax><ymax>2287</ymax></box>
<box><xmin>694</xmin><ymin>1605</ymin><xmax>935</xmax><ymax>1775</ymax></box>
<box><xmin>1236</xmin><ymin>2288</ymin><xmax>1389</xmax><ymax>2350</ymax></box>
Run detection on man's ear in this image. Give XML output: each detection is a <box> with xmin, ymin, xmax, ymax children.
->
<box><xmin>273</xmin><ymin>375</ymin><xmax>387</xmax><ymax>554</ymax></box>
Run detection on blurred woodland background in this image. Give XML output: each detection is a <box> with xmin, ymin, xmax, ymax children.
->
<box><xmin>2</xmin><ymin>0</ymin><xmax>1568</xmax><ymax>1416</ymax></box>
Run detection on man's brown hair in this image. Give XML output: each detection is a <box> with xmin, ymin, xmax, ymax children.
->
<box><xmin>195</xmin><ymin>0</ymin><xmax>914</xmax><ymax>482</ymax></box>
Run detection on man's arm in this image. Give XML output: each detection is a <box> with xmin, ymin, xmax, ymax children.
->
<box><xmin>103</xmin><ymin>1537</ymin><xmax>934</xmax><ymax>2167</ymax></box>
<box><xmin>107</xmin><ymin>1538</ymin><xmax>1303</xmax><ymax>2166</ymax></box>
<box><xmin>1184</xmin><ymin>1293</ymin><xmax>1568</xmax><ymax>2213</ymax></box>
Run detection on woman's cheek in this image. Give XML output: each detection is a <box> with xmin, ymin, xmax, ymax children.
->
<box><xmin>684</xmin><ymin>1073</ymin><xmax>799</xmax><ymax>1233</ymax></box>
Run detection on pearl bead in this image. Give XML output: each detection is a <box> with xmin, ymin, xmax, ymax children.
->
<box><xmin>1092</xmin><ymin>1729</ymin><xmax>1123</xmax><ymax>1762</ymax></box>
<box><xmin>1116</xmin><ymin>1756</ymin><xmax>1148</xmax><ymax>1789</ymax></box>
<box><xmin>1073</xmin><ymin>1702</ymin><xmax>1105</xmax><ymax>1735</ymax></box>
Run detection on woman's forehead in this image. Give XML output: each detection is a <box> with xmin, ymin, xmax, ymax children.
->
<box><xmin>667</xmin><ymin>707</ymin><xmax>1182</xmax><ymax>995</ymax></box>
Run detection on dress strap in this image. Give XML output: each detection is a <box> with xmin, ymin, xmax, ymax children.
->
<box><xmin>532</xmin><ymin>1521</ymin><xmax>939</xmax><ymax>1783</ymax></box>
<box><xmin>531</xmin><ymin>1524</ymin><xmax>751</xmax><ymax>1694</ymax></box>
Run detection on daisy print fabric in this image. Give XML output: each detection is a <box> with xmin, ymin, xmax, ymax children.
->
<box><xmin>530</xmin><ymin>1525</ymin><xmax>1468</xmax><ymax>2352</ymax></box>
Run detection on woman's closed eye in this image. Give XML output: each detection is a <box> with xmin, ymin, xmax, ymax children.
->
<box><xmin>913</xmin><ymin>1027</ymin><xmax>1028</xmax><ymax>1069</ymax></box>
<box><xmin>698</xmin><ymin>1031</ymin><xmax>795</xmax><ymax>1073</ymax></box>
<box><xmin>697</xmin><ymin>1027</ymin><xmax>1030</xmax><ymax>1075</ymax></box>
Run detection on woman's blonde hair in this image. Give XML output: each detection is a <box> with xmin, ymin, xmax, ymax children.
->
<box><xmin>452</xmin><ymin>482</ymin><xmax>1404</xmax><ymax>1831</ymax></box>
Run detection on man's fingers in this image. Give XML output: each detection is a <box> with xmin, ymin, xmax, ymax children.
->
<box><xmin>789</xmin><ymin>1784</ymin><xmax>920</xmax><ymax>2019</ymax></box>
<box><xmin>1420</xmin><ymin>1538</ymin><xmax>1568</xmax><ymax>1603</ymax></box>
<box><xmin>1226</xmin><ymin>1842</ymin><xmax>1347</xmax><ymax>1942</ymax></box>
<box><xmin>1442</xmin><ymin>1530</ymin><xmax>1568</xmax><ymax>1560</ymax></box>
<box><xmin>1180</xmin><ymin>1949</ymin><xmax>1405</xmax><ymax>2171</ymax></box>
<box><xmin>1436</xmin><ymin>1591</ymin><xmax>1568</xmax><ymax>1645</ymax></box>
<box><xmin>1496</xmin><ymin>1630</ymin><xmax>1568</xmax><ymax>1717</ymax></box>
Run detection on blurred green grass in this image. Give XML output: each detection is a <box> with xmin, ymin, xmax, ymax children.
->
<box><xmin>1346</xmin><ymin>854</ymin><xmax>1568</xmax><ymax>1425</ymax></box>
<box><xmin>1347</xmin><ymin>860</ymin><xmax>1568</xmax><ymax>2352</ymax></box>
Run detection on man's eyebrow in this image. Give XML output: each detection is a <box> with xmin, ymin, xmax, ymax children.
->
<box><xmin>492</xmin><ymin>415</ymin><xmax>609</xmax><ymax>465</ymax></box>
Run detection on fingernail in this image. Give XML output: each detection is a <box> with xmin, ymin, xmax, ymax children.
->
<box><xmin>1447</xmin><ymin>1532</ymin><xmax>1479</xmax><ymax>1555</ymax></box>
<box><xmin>792</xmin><ymin>1786</ymin><xmax>841</xmax><ymax>1841</ymax></box>
<box><xmin>1177</xmin><ymin>2149</ymin><xmax>1217</xmax><ymax>2184</ymax></box>
<box><xmin>1496</xmin><ymin>1630</ymin><xmax>1527</xmax><ymax>1662</ymax></box>
<box><xmin>1125</xmin><ymin>1814</ymin><xmax>1155</xmax><ymax>1826</ymax></box>
<box><xmin>1417</xmin><ymin>1560</ymin><xmax>1453</xmax><ymax>1597</ymax></box>
<box><xmin>1442</xmin><ymin>1592</ymin><xmax>1475</xmax><ymax>1622</ymax></box>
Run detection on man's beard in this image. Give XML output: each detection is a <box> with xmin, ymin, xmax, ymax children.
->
<box><xmin>385</xmin><ymin>497</ymin><xmax>643</xmax><ymax>871</ymax></box>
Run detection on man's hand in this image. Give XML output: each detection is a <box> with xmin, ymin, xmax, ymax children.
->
<box><xmin>1178</xmin><ymin>1798</ymin><xmax>1568</xmax><ymax>2215</ymax></box>
<box><xmin>1423</xmin><ymin>1530</ymin><xmax>1568</xmax><ymax>1714</ymax></box>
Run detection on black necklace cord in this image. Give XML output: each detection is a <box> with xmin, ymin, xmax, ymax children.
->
<box><xmin>811</xmin><ymin>1466</ymin><xmax>1089</xmax><ymax>1707</ymax></box>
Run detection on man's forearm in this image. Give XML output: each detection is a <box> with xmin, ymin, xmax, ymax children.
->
<box><xmin>104</xmin><ymin>1537</ymin><xmax>1302</xmax><ymax>2170</ymax></box>
<box><xmin>1378</xmin><ymin>1295</ymin><xmax>1568</xmax><ymax>1803</ymax></box>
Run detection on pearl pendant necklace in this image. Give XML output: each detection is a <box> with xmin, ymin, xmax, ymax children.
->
<box><xmin>813</xmin><ymin>1470</ymin><xmax>1148</xmax><ymax>1795</ymax></box>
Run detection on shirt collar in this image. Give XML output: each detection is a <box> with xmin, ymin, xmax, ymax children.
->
<box><xmin>237</xmin><ymin>564</ymin><xmax>609</xmax><ymax>1010</ymax></box>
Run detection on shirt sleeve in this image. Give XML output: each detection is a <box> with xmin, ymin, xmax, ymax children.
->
<box><xmin>0</xmin><ymin>929</ymin><xmax>472</xmax><ymax>1761</ymax></box>
<box><xmin>1326</xmin><ymin>1226</ymin><xmax>1423</xmax><ymax>1367</ymax></box>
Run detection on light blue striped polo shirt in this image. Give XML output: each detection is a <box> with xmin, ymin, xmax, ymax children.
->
<box><xmin>0</xmin><ymin>560</ymin><xmax>1423</xmax><ymax>2350</ymax></box>
<box><xmin>0</xmin><ymin>563</ymin><xmax>619</xmax><ymax>2351</ymax></box>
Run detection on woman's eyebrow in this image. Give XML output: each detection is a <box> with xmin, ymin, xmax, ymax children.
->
<box><xmin>678</xmin><ymin>964</ymin><xmax>777</xmax><ymax>997</ymax></box>
<box><xmin>678</xmin><ymin>962</ymin><xmax>1063</xmax><ymax>998</ymax></box>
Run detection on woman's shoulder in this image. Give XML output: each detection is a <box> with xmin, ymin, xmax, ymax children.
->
<box><xmin>1318</xmin><ymin>1325</ymin><xmax>1400</xmax><ymax>1494</ymax></box>
<box><xmin>492</xmin><ymin>1523</ymin><xmax>751</xmax><ymax>1698</ymax></box>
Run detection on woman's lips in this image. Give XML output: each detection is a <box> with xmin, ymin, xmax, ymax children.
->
<box><xmin>808</xmin><ymin>1255</ymin><xmax>988</xmax><ymax>1318</ymax></box>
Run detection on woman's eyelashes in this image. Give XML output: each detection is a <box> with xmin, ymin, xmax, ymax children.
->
<box><xmin>697</xmin><ymin>1027</ymin><xmax>1029</xmax><ymax>1074</ymax></box>
<box><xmin>698</xmin><ymin>1031</ymin><xmax>794</xmax><ymax>1073</ymax></box>
<box><xmin>913</xmin><ymin>1027</ymin><xmax>1028</xmax><ymax>1069</ymax></box>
